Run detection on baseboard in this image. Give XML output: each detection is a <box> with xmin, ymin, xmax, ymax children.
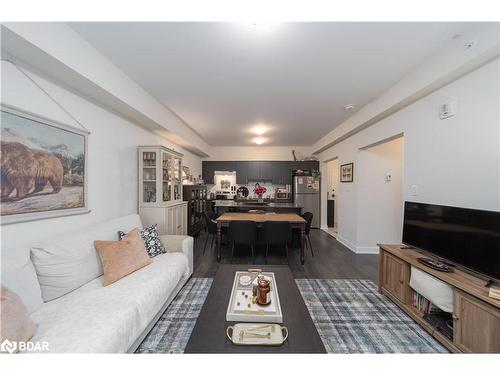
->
<box><xmin>337</xmin><ymin>236</ymin><xmax>379</xmax><ymax>254</ymax></box>
<box><xmin>355</xmin><ymin>246</ymin><xmax>380</xmax><ymax>254</ymax></box>
<box><xmin>336</xmin><ymin>235</ymin><xmax>357</xmax><ymax>253</ymax></box>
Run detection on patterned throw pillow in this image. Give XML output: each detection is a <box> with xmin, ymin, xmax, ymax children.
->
<box><xmin>118</xmin><ymin>224</ymin><xmax>166</xmax><ymax>258</ymax></box>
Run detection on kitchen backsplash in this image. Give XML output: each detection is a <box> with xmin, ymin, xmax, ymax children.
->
<box><xmin>206</xmin><ymin>181</ymin><xmax>287</xmax><ymax>199</ymax></box>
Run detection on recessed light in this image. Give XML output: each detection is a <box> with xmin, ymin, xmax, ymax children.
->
<box><xmin>344</xmin><ymin>104</ymin><xmax>356</xmax><ymax>111</ymax></box>
<box><xmin>254</xmin><ymin>137</ymin><xmax>265</xmax><ymax>145</ymax></box>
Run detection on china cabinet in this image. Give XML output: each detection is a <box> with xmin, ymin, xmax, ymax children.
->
<box><xmin>138</xmin><ymin>146</ymin><xmax>187</xmax><ymax>235</ymax></box>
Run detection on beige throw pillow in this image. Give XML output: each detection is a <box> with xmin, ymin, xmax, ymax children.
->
<box><xmin>94</xmin><ymin>228</ymin><xmax>152</xmax><ymax>286</ymax></box>
<box><xmin>0</xmin><ymin>286</ymin><xmax>37</xmax><ymax>353</ymax></box>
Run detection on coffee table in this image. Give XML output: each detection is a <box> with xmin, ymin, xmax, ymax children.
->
<box><xmin>184</xmin><ymin>265</ymin><xmax>326</xmax><ymax>353</ymax></box>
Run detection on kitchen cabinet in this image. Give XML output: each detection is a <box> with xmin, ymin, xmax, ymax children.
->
<box><xmin>236</xmin><ymin>161</ymin><xmax>249</xmax><ymax>184</ymax></box>
<box><xmin>202</xmin><ymin>161</ymin><xmax>216</xmax><ymax>184</ymax></box>
<box><xmin>271</xmin><ymin>161</ymin><xmax>291</xmax><ymax>185</ymax></box>
<box><xmin>202</xmin><ymin>160</ymin><xmax>318</xmax><ymax>186</ymax></box>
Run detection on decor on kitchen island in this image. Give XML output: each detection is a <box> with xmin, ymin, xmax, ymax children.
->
<box><xmin>340</xmin><ymin>162</ymin><xmax>354</xmax><ymax>183</ymax></box>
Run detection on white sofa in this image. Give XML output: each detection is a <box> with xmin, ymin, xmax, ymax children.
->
<box><xmin>1</xmin><ymin>214</ymin><xmax>193</xmax><ymax>353</ymax></box>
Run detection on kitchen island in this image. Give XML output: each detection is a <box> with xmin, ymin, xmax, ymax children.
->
<box><xmin>215</xmin><ymin>200</ymin><xmax>302</xmax><ymax>215</ymax></box>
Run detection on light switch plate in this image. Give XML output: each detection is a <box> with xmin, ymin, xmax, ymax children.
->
<box><xmin>411</xmin><ymin>185</ymin><xmax>419</xmax><ymax>196</ymax></box>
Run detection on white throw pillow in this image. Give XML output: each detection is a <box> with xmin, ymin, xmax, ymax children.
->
<box><xmin>31</xmin><ymin>238</ymin><xmax>104</xmax><ymax>302</ymax></box>
<box><xmin>1</xmin><ymin>247</ymin><xmax>44</xmax><ymax>314</ymax></box>
<box><xmin>30</xmin><ymin>214</ymin><xmax>144</xmax><ymax>302</ymax></box>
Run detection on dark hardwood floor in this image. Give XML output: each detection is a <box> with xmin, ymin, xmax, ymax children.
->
<box><xmin>192</xmin><ymin>228</ymin><xmax>379</xmax><ymax>282</ymax></box>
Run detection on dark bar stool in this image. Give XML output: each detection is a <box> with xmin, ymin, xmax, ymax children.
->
<box><xmin>301</xmin><ymin>212</ymin><xmax>314</xmax><ymax>257</ymax></box>
<box><xmin>262</xmin><ymin>221</ymin><xmax>292</xmax><ymax>263</ymax></box>
<box><xmin>227</xmin><ymin>221</ymin><xmax>257</xmax><ymax>262</ymax></box>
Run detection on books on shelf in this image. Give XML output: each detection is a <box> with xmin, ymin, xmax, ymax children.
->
<box><xmin>411</xmin><ymin>290</ymin><xmax>439</xmax><ymax>314</ymax></box>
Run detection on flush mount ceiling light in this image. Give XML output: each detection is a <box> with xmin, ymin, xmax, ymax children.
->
<box><xmin>344</xmin><ymin>104</ymin><xmax>356</xmax><ymax>111</ymax></box>
<box><xmin>254</xmin><ymin>137</ymin><xmax>265</xmax><ymax>145</ymax></box>
<box><xmin>251</xmin><ymin>125</ymin><xmax>268</xmax><ymax>135</ymax></box>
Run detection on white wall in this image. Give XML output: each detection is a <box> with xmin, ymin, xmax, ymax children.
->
<box><xmin>207</xmin><ymin>146</ymin><xmax>312</xmax><ymax>161</ymax></box>
<box><xmin>357</xmin><ymin>137</ymin><xmax>404</xmax><ymax>252</ymax></box>
<box><xmin>318</xmin><ymin>58</ymin><xmax>500</xmax><ymax>253</ymax></box>
<box><xmin>0</xmin><ymin>60</ymin><xmax>201</xmax><ymax>249</ymax></box>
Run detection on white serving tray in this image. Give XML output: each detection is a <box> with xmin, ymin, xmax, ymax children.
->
<box><xmin>226</xmin><ymin>271</ymin><xmax>283</xmax><ymax>323</ymax></box>
<box><xmin>226</xmin><ymin>323</ymin><xmax>288</xmax><ymax>346</ymax></box>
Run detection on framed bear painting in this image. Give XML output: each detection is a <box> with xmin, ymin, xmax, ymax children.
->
<box><xmin>1</xmin><ymin>106</ymin><xmax>89</xmax><ymax>224</ymax></box>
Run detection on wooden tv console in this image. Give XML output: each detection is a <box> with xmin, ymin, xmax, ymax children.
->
<box><xmin>378</xmin><ymin>244</ymin><xmax>500</xmax><ymax>353</ymax></box>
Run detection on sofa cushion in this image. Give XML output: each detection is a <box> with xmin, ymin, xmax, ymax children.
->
<box><xmin>0</xmin><ymin>287</ymin><xmax>37</xmax><ymax>351</ymax></box>
<box><xmin>118</xmin><ymin>224</ymin><xmax>166</xmax><ymax>258</ymax></box>
<box><xmin>1</xmin><ymin>246</ymin><xmax>43</xmax><ymax>314</ymax></box>
<box><xmin>31</xmin><ymin>214</ymin><xmax>143</xmax><ymax>302</ymax></box>
<box><xmin>29</xmin><ymin>251</ymin><xmax>189</xmax><ymax>353</ymax></box>
<box><xmin>95</xmin><ymin>229</ymin><xmax>152</xmax><ymax>286</ymax></box>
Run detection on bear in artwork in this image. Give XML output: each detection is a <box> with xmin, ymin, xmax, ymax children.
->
<box><xmin>0</xmin><ymin>141</ymin><xmax>63</xmax><ymax>200</ymax></box>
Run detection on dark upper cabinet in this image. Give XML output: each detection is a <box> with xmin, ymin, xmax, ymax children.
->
<box><xmin>271</xmin><ymin>161</ymin><xmax>291</xmax><ymax>185</ymax></box>
<box><xmin>246</xmin><ymin>162</ymin><xmax>261</xmax><ymax>182</ymax></box>
<box><xmin>202</xmin><ymin>161</ymin><xmax>216</xmax><ymax>184</ymax></box>
<box><xmin>236</xmin><ymin>161</ymin><xmax>248</xmax><ymax>184</ymax></box>
<box><xmin>214</xmin><ymin>161</ymin><xmax>237</xmax><ymax>172</ymax></box>
<box><xmin>259</xmin><ymin>162</ymin><xmax>273</xmax><ymax>181</ymax></box>
<box><xmin>203</xmin><ymin>160</ymin><xmax>316</xmax><ymax>186</ymax></box>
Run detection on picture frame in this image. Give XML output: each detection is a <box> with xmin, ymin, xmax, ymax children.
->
<box><xmin>1</xmin><ymin>105</ymin><xmax>89</xmax><ymax>225</ymax></box>
<box><xmin>340</xmin><ymin>162</ymin><xmax>354</xmax><ymax>183</ymax></box>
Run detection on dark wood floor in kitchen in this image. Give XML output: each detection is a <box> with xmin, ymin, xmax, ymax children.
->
<box><xmin>192</xmin><ymin>228</ymin><xmax>379</xmax><ymax>282</ymax></box>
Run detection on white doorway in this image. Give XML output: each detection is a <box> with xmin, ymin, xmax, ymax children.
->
<box><xmin>323</xmin><ymin>158</ymin><xmax>339</xmax><ymax>238</ymax></box>
<box><xmin>357</xmin><ymin>135</ymin><xmax>404</xmax><ymax>251</ymax></box>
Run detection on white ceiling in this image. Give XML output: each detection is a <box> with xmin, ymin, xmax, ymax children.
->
<box><xmin>70</xmin><ymin>22</ymin><xmax>469</xmax><ymax>146</ymax></box>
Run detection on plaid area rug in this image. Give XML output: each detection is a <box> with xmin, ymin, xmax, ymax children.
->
<box><xmin>295</xmin><ymin>279</ymin><xmax>448</xmax><ymax>353</ymax></box>
<box><xmin>136</xmin><ymin>277</ymin><xmax>213</xmax><ymax>353</ymax></box>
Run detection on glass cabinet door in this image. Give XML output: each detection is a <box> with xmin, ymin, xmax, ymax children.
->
<box><xmin>162</xmin><ymin>151</ymin><xmax>172</xmax><ymax>203</ymax></box>
<box><xmin>142</xmin><ymin>151</ymin><xmax>157</xmax><ymax>203</ymax></box>
<box><xmin>172</xmin><ymin>156</ymin><xmax>182</xmax><ymax>201</ymax></box>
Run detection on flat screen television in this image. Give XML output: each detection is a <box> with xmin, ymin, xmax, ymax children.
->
<box><xmin>402</xmin><ymin>201</ymin><xmax>500</xmax><ymax>282</ymax></box>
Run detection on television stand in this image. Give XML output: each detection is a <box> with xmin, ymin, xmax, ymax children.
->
<box><xmin>378</xmin><ymin>244</ymin><xmax>500</xmax><ymax>353</ymax></box>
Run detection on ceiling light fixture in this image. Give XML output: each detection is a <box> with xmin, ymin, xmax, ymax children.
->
<box><xmin>254</xmin><ymin>137</ymin><xmax>265</xmax><ymax>145</ymax></box>
<box><xmin>344</xmin><ymin>104</ymin><xmax>356</xmax><ymax>111</ymax></box>
<box><xmin>252</xmin><ymin>125</ymin><xmax>267</xmax><ymax>135</ymax></box>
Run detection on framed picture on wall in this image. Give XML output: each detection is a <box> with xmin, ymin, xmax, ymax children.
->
<box><xmin>340</xmin><ymin>162</ymin><xmax>354</xmax><ymax>182</ymax></box>
<box><xmin>1</xmin><ymin>105</ymin><xmax>89</xmax><ymax>224</ymax></box>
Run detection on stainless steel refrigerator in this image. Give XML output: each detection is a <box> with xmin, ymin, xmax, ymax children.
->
<box><xmin>293</xmin><ymin>175</ymin><xmax>320</xmax><ymax>228</ymax></box>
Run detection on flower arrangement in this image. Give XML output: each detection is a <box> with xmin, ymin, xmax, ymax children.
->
<box><xmin>253</xmin><ymin>183</ymin><xmax>267</xmax><ymax>197</ymax></box>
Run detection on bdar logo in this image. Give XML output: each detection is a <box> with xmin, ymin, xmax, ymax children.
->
<box><xmin>1</xmin><ymin>339</ymin><xmax>17</xmax><ymax>354</ymax></box>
